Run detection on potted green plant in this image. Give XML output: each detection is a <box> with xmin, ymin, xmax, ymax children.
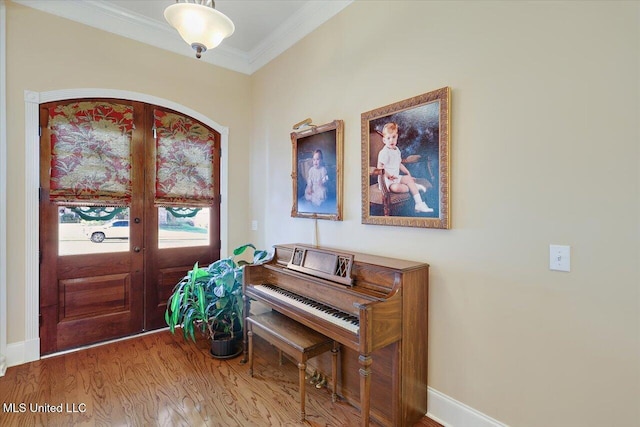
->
<box><xmin>165</xmin><ymin>243</ymin><xmax>271</xmax><ymax>358</ymax></box>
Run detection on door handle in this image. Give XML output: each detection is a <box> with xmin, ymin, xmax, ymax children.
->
<box><xmin>134</xmin><ymin>217</ymin><xmax>141</xmax><ymax>223</ymax></box>
<box><xmin>133</xmin><ymin>246</ymin><xmax>141</xmax><ymax>253</ymax></box>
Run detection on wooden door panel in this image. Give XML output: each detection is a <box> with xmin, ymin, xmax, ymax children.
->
<box><xmin>58</xmin><ymin>273</ymin><xmax>131</xmax><ymax>320</ymax></box>
<box><xmin>56</xmin><ymin>272</ymin><xmax>140</xmax><ymax>349</ymax></box>
<box><xmin>56</xmin><ymin>312</ymin><xmax>138</xmax><ymax>350</ymax></box>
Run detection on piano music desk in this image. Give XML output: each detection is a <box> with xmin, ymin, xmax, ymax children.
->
<box><xmin>246</xmin><ymin>311</ymin><xmax>339</xmax><ymax>422</ymax></box>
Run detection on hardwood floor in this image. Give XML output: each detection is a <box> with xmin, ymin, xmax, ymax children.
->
<box><xmin>0</xmin><ymin>331</ymin><xmax>443</xmax><ymax>426</ymax></box>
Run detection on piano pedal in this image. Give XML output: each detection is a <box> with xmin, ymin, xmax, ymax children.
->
<box><xmin>306</xmin><ymin>370</ymin><xmax>315</xmax><ymax>381</ymax></box>
<box><xmin>309</xmin><ymin>371</ymin><xmax>321</xmax><ymax>385</ymax></box>
<box><xmin>315</xmin><ymin>375</ymin><xmax>327</xmax><ymax>389</ymax></box>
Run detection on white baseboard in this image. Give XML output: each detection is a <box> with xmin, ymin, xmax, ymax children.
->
<box><xmin>5</xmin><ymin>338</ymin><xmax>39</xmax><ymax>368</ymax></box>
<box><xmin>427</xmin><ymin>387</ymin><xmax>508</xmax><ymax>427</ymax></box>
<box><xmin>0</xmin><ymin>354</ymin><xmax>6</xmax><ymax>376</ymax></box>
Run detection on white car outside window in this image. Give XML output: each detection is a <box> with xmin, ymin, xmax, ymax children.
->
<box><xmin>84</xmin><ymin>220</ymin><xmax>129</xmax><ymax>243</ymax></box>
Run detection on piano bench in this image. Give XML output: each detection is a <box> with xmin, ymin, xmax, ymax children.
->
<box><xmin>246</xmin><ymin>310</ymin><xmax>339</xmax><ymax>422</ymax></box>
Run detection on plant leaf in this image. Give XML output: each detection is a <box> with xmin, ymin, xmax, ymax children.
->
<box><xmin>233</xmin><ymin>243</ymin><xmax>255</xmax><ymax>256</ymax></box>
<box><xmin>254</xmin><ymin>250</ymin><xmax>269</xmax><ymax>264</ymax></box>
<box><xmin>197</xmin><ymin>284</ymin><xmax>205</xmax><ymax>316</ymax></box>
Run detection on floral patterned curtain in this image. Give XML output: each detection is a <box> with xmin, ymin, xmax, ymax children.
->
<box><xmin>49</xmin><ymin>101</ymin><xmax>133</xmax><ymax>206</ymax></box>
<box><xmin>154</xmin><ymin>109</ymin><xmax>216</xmax><ymax>207</ymax></box>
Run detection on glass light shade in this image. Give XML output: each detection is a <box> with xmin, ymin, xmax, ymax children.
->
<box><xmin>164</xmin><ymin>3</ymin><xmax>235</xmax><ymax>57</ymax></box>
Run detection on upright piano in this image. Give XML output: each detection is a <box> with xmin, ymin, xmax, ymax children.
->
<box><xmin>242</xmin><ymin>243</ymin><xmax>429</xmax><ymax>427</ymax></box>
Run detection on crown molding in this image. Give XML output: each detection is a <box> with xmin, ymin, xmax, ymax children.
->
<box><xmin>247</xmin><ymin>0</ymin><xmax>352</xmax><ymax>73</ymax></box>
<box><xmin>12</xmin><ymin>0</ymin><xmax>352</xmax><ymax>75</ymax></box>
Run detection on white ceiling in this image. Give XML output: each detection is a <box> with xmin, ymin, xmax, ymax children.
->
<box><xmin>13</xmin><ymin>0</ymin><xmax>353</xmax><ymax>74</ymax></box>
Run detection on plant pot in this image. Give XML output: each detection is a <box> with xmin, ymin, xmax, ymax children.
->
<box><xmin>210</xmin><ymin>334</ymin><xmax>243</xmax><ymax>359</ymax></box>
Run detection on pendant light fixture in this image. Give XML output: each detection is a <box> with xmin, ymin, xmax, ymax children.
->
<box><xmin>164</xmin><ymin>0</ymin><xmax>235</xmax><ymax>59</ymax></box>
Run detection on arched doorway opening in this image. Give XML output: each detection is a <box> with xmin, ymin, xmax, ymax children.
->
<box><xmin>23</xmin><ymin>89</ymin><xmax>229</xmax><ymax>359</ymax></box>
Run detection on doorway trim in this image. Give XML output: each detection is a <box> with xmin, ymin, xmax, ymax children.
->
<box><xmin>21</xmin><ymin>88</ymin><xmax>229</xmax><ymax>364</ymax></box>
<box><xmin>0</xmin><ymin>0</ymin><xmax>7</xmax><ymax>376</ymax></box>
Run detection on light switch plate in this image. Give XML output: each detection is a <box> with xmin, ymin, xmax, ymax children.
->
<box><xmin>549</xmin><ymin>245</ymin><xmax>571</xmax><ymax>272</ymax></box>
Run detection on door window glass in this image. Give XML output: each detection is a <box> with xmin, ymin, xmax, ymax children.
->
<box><xmin>158</xmin><ymin>207</ymin><xmax>210</xmax><ymax>249</ymax></box>
<box><xmin>58</xmin><ymin>206</ymin><xmax>130</xmax><ymax>255</ymax></box>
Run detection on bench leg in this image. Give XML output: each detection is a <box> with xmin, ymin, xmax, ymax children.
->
<box><xmin>298</xmin><ymin>361</ymin><xmax>307</xmax><ymax>421</ymax></box>
<box><xmin>248</xmin><ymin>329</ymin><xmax>254</xmax><ymax>377</ymax></box>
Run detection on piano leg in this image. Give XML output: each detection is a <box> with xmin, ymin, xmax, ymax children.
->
<box><xmin>247</xmin><ymin>329</ymin><xmax>254</xmax><ymax>377</ymax></box>
<box><xmin>240</xmin><ymin>295</ymin><xmax>251</xmax><ymax>365</ymax></box>
<box><xmin>359</xmin><ymin>354</ymin><xmax>372</xmax><ymax>427</ymax></box>
<box><xmin>331</xmin><ymin>342</ymin><xmax>339</xmax><ymax>402</ymax></box>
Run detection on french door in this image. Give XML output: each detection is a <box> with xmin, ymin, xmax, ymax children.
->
<box><xmin>39</xmin><ymin>99</ymin><xmax>221</xmax><ymax>355</ymax></box>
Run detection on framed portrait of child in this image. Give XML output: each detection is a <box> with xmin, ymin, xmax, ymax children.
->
<box><xmin>361</xmin><ymin>87</ymin><xmax>451</xmax><ymax>229</ymax></box>
<box><xmin>291</xmin><ymin>120</ymin><xmax>344</xmax><ymax>221</ymax></box>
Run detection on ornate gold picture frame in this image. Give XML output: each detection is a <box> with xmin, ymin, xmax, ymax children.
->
<box><xmin>361</xmin><ymin>87</ymin><xmax>450</xmax><ymax>228</ymax></box>
<box><xmin>291</xmin><ymin>120</ymin><xmax>344</xmax><ymax>221</ymax></box>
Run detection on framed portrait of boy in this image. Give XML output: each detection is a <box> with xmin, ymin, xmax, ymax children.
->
<box><xmin>361</xmin><ymin>87</ymin><xmax>450</xmax><ymax>229</ymax></box>
<box><xmin>291</xmin><ymin>120</ymin><xmax>344</xmax><ymax>221</ymax></box>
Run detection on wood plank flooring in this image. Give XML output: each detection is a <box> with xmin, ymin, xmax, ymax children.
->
<box><xmin>0</xmin><ymin>331</ymin><xmax>442</xmax><ymax>426</ymax></box>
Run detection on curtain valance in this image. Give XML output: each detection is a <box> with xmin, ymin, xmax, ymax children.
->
<box><xmin>49</xmin><ymin>101</ymin><xmax>133</xmax><ymax>206</ymax></box>
<box><xmin>154</xmin><ymin>109</ymin><xmax>216</xmax><ymax>207</ymax></box>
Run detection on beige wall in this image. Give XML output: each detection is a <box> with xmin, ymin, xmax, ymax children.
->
<box><xmin>4</xmin><ymin>1</ymin><xmax>640</xmax><ymax>426</ymax></box>
<box><xmin>250</xmin><ymin>1</ymin><xmax>639</xmax><ymax>426</ymax></box>
<box><xmin>5</xmin><ymin>3</ymin><xmax>252</xmax><ymax>341</ymax></box>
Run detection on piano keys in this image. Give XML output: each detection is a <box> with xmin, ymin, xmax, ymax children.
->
<box><xmin>242</xmin><ymin>243</ymin><xmax>429</xmax><ymax>427</ymax></box>
<box><xmin>252</xmin><ymin>284</ymin><xmax>360</xmax><ymax>333</ymax></box>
